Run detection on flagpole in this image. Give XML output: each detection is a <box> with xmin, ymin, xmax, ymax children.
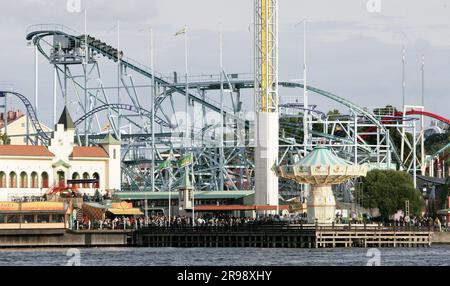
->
<box><xmin>219</xmin><ymin>23</ymin><xmax>224</xmax><ymax>192</ymax></box>
<box><xmin>148</xmin><ymin>27</ymin><xmax>155</xmax><ymax>224</ymax></box>
<box><xmin>168</xmin><ymin>150</ymin><xmax>172</xmax><ymax>224</ymax></box>
<box><xmin>117</xmin><ymin>20</ymin><xmax>121</xmax><ymax>140</ymax></box>
<box><xmin>84</xmin><ymin>8</ymin><xmax>88</xmax><ymax>146</ymax></box>
<box><xmin>183</xmin><ymin>26</ymin><xmax>194</xmax><ymax>227</ymax></box>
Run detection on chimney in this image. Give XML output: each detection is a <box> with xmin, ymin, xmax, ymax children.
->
<box><xmin>173</xmin><ymin>71</ymin><xmax>178</xmax><ymax>83</ymax></box>
<box><xmin>7</xmin><ymin>111</ymin><xmax>15</xmax><ymax>121</ymax></box>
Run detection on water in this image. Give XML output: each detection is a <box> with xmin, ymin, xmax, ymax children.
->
<box><xmin>0</xmin><ymin>246</ymin><xmax>449</xmax><ymax>266</ymax></box>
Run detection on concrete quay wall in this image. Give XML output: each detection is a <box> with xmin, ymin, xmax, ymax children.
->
<box><xmin>0</xmin><ymin>229</ymin><xmax>130</xmax><ymax>247</ymax></box>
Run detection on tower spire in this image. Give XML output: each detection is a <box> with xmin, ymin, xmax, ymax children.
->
<box><xmin>57</xmin><ymin>106</ymin><xmax>75</xmax><ymax>130</ymax></box>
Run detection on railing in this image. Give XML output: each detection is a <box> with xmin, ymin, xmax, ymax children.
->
<box><xmin>138</xmin><ymin>223</ymin><xmax>309</xmax><ymax>234</ymax></box>
<box><xmin>26</xmin><ymin>24</ymin><xmax>80</xmax><ymax>39</ymax></box>
<box><xmin>137</xmin><ymin>223</ymin><xmax>437</xmax><ymax>234</ymax></box>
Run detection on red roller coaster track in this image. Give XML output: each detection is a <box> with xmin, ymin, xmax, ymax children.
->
<box><xmin>361</xmin><ymin>109</ymin><xmax>450</xmax><ymax>141</ymax></box>
<box><xmin>394</xmin><ymin>110</ymin><xmax>450</xmax><ymax>125</ymax></box>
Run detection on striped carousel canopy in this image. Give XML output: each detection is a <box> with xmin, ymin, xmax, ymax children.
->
<box><xmin>297</xmin><ymin>146</ymin><xmax>351</xmax><ymax>167</ymax></box>
<box><xmin>277</xmin><ymin>146</ymin><xmax>368</xmax><ymax>185</ymax></box>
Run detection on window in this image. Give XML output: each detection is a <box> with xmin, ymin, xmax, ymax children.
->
<box><xmin>180</xmin><ymin>191</ymin><xmax>185</xmax><ymax>202</ymax></box>
<box><xmin>9</xmin><ymin>172</ymin><xmax>17</xmax><ymax>188</ymax></box>
<box><xmin>20</xmin><ymin>172</ymin><xmax>28</xmax><ymax>188</ymax></box>
<box><xmin>72</xmin><ymin>172</ymin><xmax>80</xmax><ymax>188</ymax></box>
<box><xmin>23</xmin><ymin>215</ymin><xmax>35</xmax><ymax>223</ymax></box>
<box><xmin>41</xmin><ymin>172</ymin><xmax>49</xmax><ymax>188</ymax></box>
<box><xmin>92</xmin><ymin>173</ymin><xmax>100</xmax><ymax>189</ymax></box>
<box><xmin>37</xmin><ymin>214</ymin><xmax>49</xmax><ymax>223</ymax></box>
<box><xmin>113</xmin><ymin>149</ymin><xmax>116</xmax><ymax>159</ymax></box>
<box><xmin>57</xmin><ymin>171</ymin><xmax>65</xmax><ymax>187</ymax></box>
<box><xmin>82</xmin><ymin>172</ymin><xmax>90</xmax><ymax>188</ymax></box>
<box><xmin>50</xmin><ymin>214</ymin><xmax>65</xmax><ymax>223</ymax></box>
<box><xmin>0</xmin><ymin>172</ymin><xmax>6</xmax><ymax>188</ymax></box>
<box><xmin>7</xmin><ymin>214</ymin><xmax>20</xmax><ymax>223</ymax></box>
<box><xmin>30</xmin><ymin>172</ymin><xmax>38</xmax><ymax>188</ymax></box>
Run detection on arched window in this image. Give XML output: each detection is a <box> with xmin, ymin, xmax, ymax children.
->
<box><xmin>93</xmin><ymin>173</ymin><xmax>100</xmax><ymax>189</ymax></box>
<box><xmin>41</xmin><ymin>172</ymin><xmax>49</xmax><ymax>188</ymax></box>
<box><xmin>57</xmin><ymin>171</ymin><xmax>65</xmax><ymax>187</ymax></box>
<box><xmin>82</xmin><ymin>172</ymin><xmax>90</xmax><ymax>188</ymax></box>
<box><xmin>0</xmin><ymin>172</ymin><xmax>6</xmax><ymax>188</ymax></box>
<box><xmin>72</xmin><ymin>172</ymin><xmax>80</xmax><ymax>188</ymax></box>
<box><xmin>20</xmin><ymin>172</ymin><xmax>28</xmax><ymax>189</ymax></box>
<box><xmin>30</xmin><ymin>172</ymin><xmax>38</xmax><ymax>188</ymax></box>
<box><xmin>9</xmin><ymin>172</ymin><xmax>17</xmax><ymax>188</ymax></box>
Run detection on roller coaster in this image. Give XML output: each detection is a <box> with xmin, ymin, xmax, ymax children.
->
<box><xmin>0</xmin><ymin>22</ymin><xmax>447</xmax><ymax>200</ymax></box>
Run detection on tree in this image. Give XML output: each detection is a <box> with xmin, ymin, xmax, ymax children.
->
<box><xmin>361</xmin><ymin>169</ymin><xmax>424</xmax><ymax>220</ymax></box>
<box><xmin>0</xmin><ymin>131</ymin><xmax>10</xmax><ymax>145</ymax></box>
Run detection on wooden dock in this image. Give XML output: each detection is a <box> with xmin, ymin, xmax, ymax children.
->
<box><xmin>314</xmin><ymin>225</ymin><xmax>432</xmax><ymax>248</ymax></box>
<box><xmin>134</xmin><ymin>224</ymin><xmax>434</xmax><ymax>248</ymax></box>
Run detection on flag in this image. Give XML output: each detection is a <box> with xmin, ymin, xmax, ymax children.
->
<box><xmin>174</xmin><ymin>27</ymin><xmax>187</xmax><ymax>36</ymax></box>
<box><xmin>178</xmin><ymin>154</ymin><xmax>193</xmax><ymax>168</ymax></box>
<box><xmin>158</xmin><ymin>158</ymin><xmax>171</xmax><ymax>171</ymax></box>
<box><xmin>102</xmin><ymin>123</ymin><xmax>110</xmax><ymax>131</ymax></box>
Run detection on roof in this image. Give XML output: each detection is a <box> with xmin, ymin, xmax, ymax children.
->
<box><xmin>194</xmin><ymin>205</ymin><xmax>289</xmax><ymax>211</ymax></box>
<box><xmin>70</xmin><ymin>146</ymin><xmax>109</xmax><ymax>158</ymax></box>
<box><xmin>84</xmin><ymin>202</ymin><xmax>109</xmax><ymax>209</ymax></box>
<box><xmin>277</xmin><ymin>146</ymin><xmax>368</xmax><ymax>184</ymax></box>
<box><xmin>114</xmin><ymin>190</ymin><xmax>255</xmax><ymax>201</ymax></box>
<box><xmin>57</xmin><ymin>106</ymin><xmax>75</xmax><ymax>130</ymax></box>
<box><xmin>297</xmin><ymin>146</ymin><xmax>351</xmax><ymax>167</ymax></box>
<box><xmin>107</xmin><ymin>208</ymin><xmax>144</xmax><ymax>216</ymax></box>
<box><xmin>98</xmin><ymin>133</ymin><xmax>120</xmax><ymax>145</ymax></box>
<box><xmin>0</xmin><ymin>145</ymin><xmax>55</xmax><ymax>157</ymax></box>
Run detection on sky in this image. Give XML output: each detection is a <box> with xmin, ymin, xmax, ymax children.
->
<box><xmin>0</xmin><ymin>0</ymin><xmax>450</xmax><ymax>127</ymax></box>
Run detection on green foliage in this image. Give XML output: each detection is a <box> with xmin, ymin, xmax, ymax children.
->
<box><xmin>361</xmin><ymin>169</ymin><xmax>424</xmax><ymax>219</ymax></box>
<box><xmin>373</xmin><ymin>105</ymin><xmax>397</xmax><ymax>116</ymax></box>
<box><xmin>0</xmin><ymin>131</ymin><xmax>10</xmax><ymax>145</ymax></box>
<box><xmin>327</xmin><ymin>109</ymin><xmax>341</xmax><ymax>120</ymax></box>
<box><xmin>425</xmin><ymin>133</ymin><xmax>450</xmax><ymax>154</ymax></box>
<box><xmin>279</xmin><ymin>117</ymin><xmax>303</xmax><ymax>143</ymax></box>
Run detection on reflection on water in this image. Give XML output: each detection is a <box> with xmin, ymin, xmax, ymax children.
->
<box><xmin>0</xmin><ymin>246</ymin><xmax>449</xmax><ymax>266</ymax></box>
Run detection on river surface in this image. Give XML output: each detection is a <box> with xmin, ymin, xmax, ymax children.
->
<box><xmin>0</xmin><ymin>245</ymin><xmax>449</xmax><ymax>266</ymax></box>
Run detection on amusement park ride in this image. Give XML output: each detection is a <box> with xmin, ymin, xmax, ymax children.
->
<box><xmin>0</xmin><ymin>0</ymin><xmax>449</xmax><ymax>210</ymax></box>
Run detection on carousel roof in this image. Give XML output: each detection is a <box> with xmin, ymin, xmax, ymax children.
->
<box><xmin>297</xmin><ymin>146</ymin><xmax>351</xmax><ymax>167</ymax></box>
<box><xmin>277</xmin><ymin>146</ymin><xmax>368</xmax><ymax>185</ymax></box>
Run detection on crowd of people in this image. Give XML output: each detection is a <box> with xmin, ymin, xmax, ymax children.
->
<box><xmin>72</xmin><ymin>214</ymin><xmax>296</xmax><ymax>230</ymax></box>
<box><xmin>73</xmin><ymin>216</ymin><xmax>145</xmax><ymax>230</ymax></box>
<box><xmin>71</xmin><ymin>212</ymin><xmax>449</xmax><ymax>232</ymax></box>
<box><xmin>390</xmin><ymin>215</ymin><xmax>448</xmax><ymax>232</ymax></box>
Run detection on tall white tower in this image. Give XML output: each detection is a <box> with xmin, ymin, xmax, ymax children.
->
<box><xmin>254</xmin><ymin>0</ymin><xmax>279</xmax><ymax>209</ymax></box>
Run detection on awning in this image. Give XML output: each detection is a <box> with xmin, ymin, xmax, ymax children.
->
<box><xmin>193</xmin><ymin>205</ymin><xmax>290</xmax><ymax>211</ymax></box>
<box><xmin>107</xmin><ymin>208</ymin><xmax>144</xmax><ymax>216</ymax></box>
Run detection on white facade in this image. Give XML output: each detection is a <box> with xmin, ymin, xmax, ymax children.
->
<box><xmin>0</xmin><ymin>122</ymin><xmax>121</xmax><ymax>201</ymax></box>
<box><xmin>254</xmin><ymin>112</ymin><xmax>279</xmax><ymax>208</ymax></box>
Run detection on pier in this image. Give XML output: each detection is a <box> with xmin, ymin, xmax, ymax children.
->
<box><xmin>134</xmin><ymin>224</ymin><xmax>434</xmax><ymax>248</ymax></box>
